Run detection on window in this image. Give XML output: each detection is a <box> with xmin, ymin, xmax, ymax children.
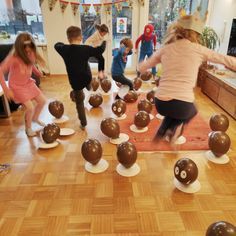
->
<box><xmin>0</xmin><ymin>0</ymin><xmax>45</xmax><ymax>42</ymax></box>
<box><xmin>149</xmin><ymin>0</ymin><xmax>209</xmax><ymax>43</ymax></box>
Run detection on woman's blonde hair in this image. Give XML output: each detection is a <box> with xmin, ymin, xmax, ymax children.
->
<box><xmin>163</xmin><ymin>17</ymin><xmax>202</xmax><ymax>45</ymax></box>
<box><xmin>13</xmin><ymin>32</ymin><xmax>45</xmax><ymax>66</ymax></box>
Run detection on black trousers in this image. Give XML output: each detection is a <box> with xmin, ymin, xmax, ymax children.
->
<box><xmin>89</xmin><ymin>55</ymin><xmax>105</xmax><ymax>72</ymax></box>
<box><xmin>112</xmin><ymin>74</ymin><xmax>134</xmax><ymax>90</ymax></box>
<box><xmin>73</xmin><ymin>90</ymin><xmax>87</xmax><ymax>127</ymax></box>
<box><xmin>155</xmin><ymin>98</ymin><xmax>197</xmax><ymax>137</ymax></box>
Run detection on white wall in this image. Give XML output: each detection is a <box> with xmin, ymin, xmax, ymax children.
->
<box><xmin>41</xmin><ymin>1</ymin><xmax>81</xmax><ymax>74</ymax></box>
<box><xmin>207</xmin><ymin>0</ymin><xmax>236</xmax><ymax>54</ymax></box>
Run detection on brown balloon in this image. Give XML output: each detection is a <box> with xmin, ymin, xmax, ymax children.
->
<box><xmin>81</xmin><ymin>138</ymin><xmax>103</xmax><ymax>165</ymax></box>
<box><xmin>100</xmin><ymin>118</ymin><xmax>120</xmax><ymax>139</ymax></box>
<box><xmin>208</xmin><ymin>131</ymin><xmax>231</xmax><ymax>157</ymax></box>
<box><xmin>206</xmin><ymin>221</ymin><xmax>236</xmax><ymax>236</ymax></box>
<box><xmin>91</xmin><ymin>77</ymin><xmax>100</xmax><ymax>91</ymax></box>
<box><xmin>146</xmin><ymin>90</ymin><xmax>155</xmax><ymax>104</ymax></box>
<box><xmin>112</xmin><ymin>99</ymin><xmax>126</xmax><ymax>117</ymax></box>
<box><xmin>140</xmin><ymin>71</ymin><xmax>152</xmax><ymax>81</ymax></box>
<box><xmin>101</xmin><ymin>79</ymin><xmax>112</xmax><ymax>93</ymax></box>
<box><xmin>174</xmin><ymin>158</ymin><xmax>198</xmax><ymax>185</ymax></box>
<box><xmin>124</xmin><ymin>90</ymin><xmax>138</xmax><ymax>103</ymax></box>
<box><xmin>133</xmin><ymin>77</ymin><xmax>142</xmax><ymax>91</ymax></box>
<box><xmin>209</xmin><ymin>114</ymin><xmax>229</xmax><ymax>132</ymax></box>
<box><xmin>48</xmin><ymin>100</ymin><xmax>64</xmax><ymax>119</ymax></box>
<box><xmin>117</xmin><ymin>141</ymin><xmax>137</xmax><ymax>168</ymax></box>
<box><xmin>134</xmin><ymin>111</ymin><xmax>150</xmax><ymax>129</ymax></box>
<box><xmin>42</xmin><ymin>123</ymin><xmax>60</xmax><ymax>143</ymax></box>
<box><xmin>137</xmin><ymin>99</ymin><xmax>153</xmax><ymax>114</ymax></box>
<box><xmin>89</xmin><ymin>93</ymin><xmax>103</xmax><ymax>108</ymax></box>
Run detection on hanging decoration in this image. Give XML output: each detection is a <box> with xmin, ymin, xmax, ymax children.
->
<box><xmin>128</xmin><ymin>0</ymin><xmax>133</xmax><ymax>9</ymax></box>
<box><xmin>82</xmin><ymin>3</ymin><xmax>91</xmax><ymax>15</ymax></box>
<box><xmin>39</xmin><ymin>0</ymin><xmax>44</xmax><ymax>6</ymax></box>
<box><xmin>138</xmin><ymin>0</ymin><xmax>144</xmax><ymax>6</ymax></box>
<box><xmin>104</xmin><ymin>3</ymin><xmax>112</xmax><ymax>15</ymax></box>
<box><xmin>93</xmin><ymin>3</ymin><xmax>102</xmax><ymax>15</ymax></box>
<box><xmin>115</xmin><ymin>2</ymin><xmax>123</xmax><ymax>13</ymax></box>
<box><xmin>48</xmin><ymin>0</ymin><xmax>57</xmax><ymax>11</ymax></box>
<box><xmin>59</xmin><ymin>0</ymin><xmax>69</xmax><ymax>13</ymax></box>
<box><xmin>70</xmin><ymin>2</ymin><xmax>80</xmax><ymax>16</ymax></box>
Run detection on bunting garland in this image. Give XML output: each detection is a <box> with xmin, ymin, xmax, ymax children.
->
<box><xmin>70</xmin><ymin>2</ymin><xmax>80</xmax><ymax>16</ymax></box>
<box><xmin>93</xmin><ymin>3</ymin><xmax>102</xmax><ymax>16</ymax></box>
<box><xmin>128</xmin><ymin>0</ymin><xmax>133</xmax><ymax>9</ymax></box>
<box><xmin>138</xmin><ymin>0</ymin><xmax>145</xmax><ymax>6</ymax></box>
<box><xmin>115</xmin><ymin>2</ymin><xmax>123</xmax><ymax>13</ymax></box>
<box><xmin>48</xmin><ymin>0</ymin><xmax>57</xmax><ymax>11</ymax></box>
<box><xmin>81</xmin><ymin>3</ymin><xmax>91</xmax><ymax>14</ymax></box>
<box><xmin>59</xmin><ymin>0</ymin><xmax>69</xmax><ymax>13</ymax></box>
<box><xmin>104</xmin><ymin>3</ymin><xmax>112</xmax><ymax>15</ymax></box>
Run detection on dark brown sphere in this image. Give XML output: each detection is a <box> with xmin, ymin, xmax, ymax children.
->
<box><xmin>134</xmin><ymin>111</ymin><xmax>150</xmax><ymax>129</ymax></box>
<box><xmin>91</xmin><ymin>77</ymin><xmax>100</xmax><ymax>91</ymax></box>
<box><xmin>48</xmin><ymin>100</ymin><xmax>64</xmax><ymax>119</ymax></box>
<box><xmin>100</xmin><ymin>118</ymin><xmax>120</xmax><ymax>139</ymax></box>
<box><xmin>146</xmin><ymin>90</ymin><xmax>155</xmax><ymax>104</ymax></box>
<box><xmin>42</xmin><ymin>123</ymin><xmax>60</xmax><ymax>143</ymax></box>
<box><xmin>206</xmin><ymin>221</ymin><xmax>236</xmax><ymax>236</ymax></box>
<box><xmin>124</xmin><ymin>90</ymin><xmax>138</xmax><ymax>103</ymax></box>
<box><xmin>137</xmin><ymin>99</ymin><xmax>153</xmax><ymax>114</ymax></box>
<box><xmin>112</xmin><ymin>99</ymin><xmax>126</xmax><ymax>117</ymax></box>
<box><xmin>209</xmin><ymin>114</ymin><xmax>229</xmax><ymax>132</ymax></box>
<box><xmin>133</xmin><ymin>77</ymin><xmax>142</xmax><ymax>91</ymax></box>
<box><xmin>117</xmin><ymin>141</ymin><xmax>137</xmax><ymax>168</ymax></box>
<box><xmin>140</xmin><ymin>71</ymin><xmax>152</xmax><ymax>81</ymax></box>
<box><xmin>208</xmin><ymin>131</ymin><xmax>231</xmax><ymax>157</ymax></box>
<box><xmin>101</xmin><ymin>79</ymin><xmax>112</xmax><ymax>93</ymax></box>
<box><xmin>174</xmin><ymin>158</ymin><xmax>198</xmax><ymax>185</ymax></box>
<box><xmin>81</xmin><ymin>138</ymin><xmax>103</xmax><ymax>165</ymax></box>
<box><xmin>89</xmin><ymin>93</ymin><xmax>103</xmax><ymax>108</ymax></box>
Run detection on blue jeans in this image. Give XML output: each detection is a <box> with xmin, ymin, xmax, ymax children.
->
<box><xmin>139</xmin><ymin>51</ymin><xmax>156</xmax><ymax>75</ymax></box>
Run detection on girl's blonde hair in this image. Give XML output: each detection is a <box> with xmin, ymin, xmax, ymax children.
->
<box><xmin>13</xmin><ymin>32</ymin><xmax>45</xmax><ymax>66</ymax></box>
<box><xmin>163</xmin><ymin>18</ymin><xmax>202</xmax><ymax>45</ymax></box>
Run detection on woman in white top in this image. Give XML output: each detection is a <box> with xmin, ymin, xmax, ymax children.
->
<box><xmin>85</xmin><ymin>24</ymin><xmax>109</xmax><ymax>79</ymax></box>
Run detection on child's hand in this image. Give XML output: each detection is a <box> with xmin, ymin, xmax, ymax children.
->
<box><xmin>6</xmin><ymin>89</ymin><xmax>14</xmax><ymax>101</ymax></box>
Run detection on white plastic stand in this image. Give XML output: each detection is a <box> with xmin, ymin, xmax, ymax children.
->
<box><xmin>156</xmin><ymin>114</ymin><xmax>164</xmax><ymax>120</ymax></box>
<box><xmin>118</xmin><ymin>85</ymin><xmax>129</xmax><ymax>99</ymax></box>
<box><xmin>53</xmin><ymin>115</ymin><xmax>69</xmax><ymax>124</ymax></box>
<box><xmin>174</xmin><ymin>136</ymin><xmax>187</xmax><ymax>145</ymax></box>
<box><xmin>101</xmin><ymin>91</ymin><xmax>111</xmax><ymax>96</ymax></box>
<box><xmin>174</xmin><ymin>178</ymin><xmax>201</xmax><ymax>193</ymax></box>
<box><xmin>205</xmin><ymin>150</ymin><xmax>230</xmax><ymax>164</ymax></box>
<box><xmin>114</xmin><ymin>113</ymin><xmax>127</xmax><ymax>120</ymax></box>
<box><xmin>85</xmin><ymin>159</ymin><xmax>109</xmax><ymax>173</ymax></box>
<box><xmin>110</xmin><ymin>133</ymin><xmax>129</xmax><ymax>144</ymax></box>
<box><xmin>130</xmin><ymin>124</ymin><xmax>148</xmax><ymax>133</ymax></box>
<box><xmin>149</xmin><ymin>114</ymin><xmax>154</xmax><ymax>120</ymax></box>
<box><xmin>38</xmin><ymin>141</ymin><xmax>59</xmax><ymax>149</ymax></box>
<box><xmin>116</xmin><ymin>163</ymin><xmax>140</xmax><ymax>177</ymax></box>
<box><xmin>60</xmin><ymin>128</ymin><xmax>75</xmax><ymax>136</ymax></box>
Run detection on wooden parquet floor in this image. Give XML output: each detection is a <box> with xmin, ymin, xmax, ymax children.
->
<box><xmin>0</xmin><ymin>75</ymin><xmax>236</xmax><ymax>236</ymax></box>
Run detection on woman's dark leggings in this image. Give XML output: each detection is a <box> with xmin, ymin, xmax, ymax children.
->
<box><xmin>155</xmin><ymin>98</ymin><xmax>198</xmax><ymax>137</ymax></box>
<box><xmin>112</xmin><ymin>74</ymin><xmax>134</xmax><ymax>90</ymax></box>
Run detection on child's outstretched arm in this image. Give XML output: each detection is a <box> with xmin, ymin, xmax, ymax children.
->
<box><xmin>138</xmin><ymin>49</ymin><xmax>162</xmax><ymax>74</ymax></box>
<box><xmin>153</xmin><ymin>34</ymin><xmax>157</xmax><ymax>51</ymax></box>
<box><xmin>135</xmin><ymin>35</ymin><xmax>142</xmax><ymax>52</ymax></box>
<box><xmin>89</xmin><ymin>41</ymin><xmax>106</xmax><ymax>57</ymax></box>
<box><xmin>54</xmin><ymin>42</ymin><xmax>65</xmax><ymax>57</ymax></box>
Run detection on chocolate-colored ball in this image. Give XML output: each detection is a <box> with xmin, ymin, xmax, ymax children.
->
<box><xmin>133</xmin><ymin>77</ymin><xmax>142</xmax><ymax>91</ymax></box>
<box><xmin>100</xmin><ymin>118</ymin><xmax>120</xmax><ymax>139</ymax></box>
<box><xmin>48</xmin><ymin>100</ymin><xmax>64</xmax><ymax>119</ymax></box>
<box><xmin>134</xmin><ymin>111</ymin><xmax>150</xmax><ymax>129</ymax></box>
<box><xmin>146</xmin><ymin>90</ymin><xmax>155</xmax><ymax>104</ymax></box>
<box><xmin>138</xmin><ymin>99</ymin><xmax>153</xmax><ymax>114</ymax></box>
<box><xmin>208</xmin><ymin>131</ymin><xmax>231</xmax><ymax>157</ymax></box>
<box><xmin>112</xmin><ymin>99</ymin><xmax>126</xmax><ymax>117</ymax></box>
<box><xmin>101</xmin><ymin>79</ymin><xmax>112</xmax><ymax>93</ymax></box>
<box><xmin>91</xmin><ymin>77</ymin><xmax>100</xmax><ymax>91</ymax></box>
<box><xmin>174</xmin><ymin>158</ymin><xmax>198</xmax><ymax>185</ymax></box>
<box><xmin>81</xmin><ymin>138</ymin><xmax>102</xmax><ymax>165</ymax></box>
<box><xmin>206</xmin><ymin>221</ymin><xmax>236</xmax><ymax>236</ymax></box>
<box><xmin>124</xmin><ymin>90</ymin><xmax>138</xmax><ymax>103</ymax></box>
<box><xmin>42</xmin><ymin>123</ymin><xmax>60</xmax><ymax>143</ymax></box>
<box><xmin>140</xmin><ymin>71</ymin><xmax>152</xmax><ymax>81</ymax></box>
<box><xmin>89</xmin><ymin>93</ymin><xmax>103</xmax><ymax>108</ymax></box>
<box><xmin>209</xmin><ymin>114</ymin><xmax>229</xmax><ymax>132</ymax></box>
<box><xmin>117</xmin><ymin>141</ymin><xmax>137</xmax><ymax>168</ymax></box>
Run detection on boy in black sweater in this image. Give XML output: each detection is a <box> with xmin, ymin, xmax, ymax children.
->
<box><xmin>55</xmin><ymin>26</ymin><xmax>106</xmax><ymax>129</ymax></box>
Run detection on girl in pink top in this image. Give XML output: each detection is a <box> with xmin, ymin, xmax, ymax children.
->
<box><xmin>138</xmin><ymin>10</ymin><xmax>236</xmax><ymax>143</ymax></box>
<box><xmin>0</xmin><ymin>33</ymin><xmax>47</xmax><ymax>137</ymax></box>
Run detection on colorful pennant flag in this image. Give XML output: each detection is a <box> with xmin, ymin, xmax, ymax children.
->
<box><xmin>48</xmin><ymin>0</ymin><xmax>57</xmax><ymax>11</ymax></box>
<box><xmin>59</xmin><ymin>0</ymin><xmax>69</xmax><ymax>13</ymax></box>
<box><xmin>70</xmin><ymin>2</ymin><xmax>80</xmax><ymax>16</ymax></box>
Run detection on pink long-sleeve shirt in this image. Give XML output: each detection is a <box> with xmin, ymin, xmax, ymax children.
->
<box><xmin>139</xmin><ymin>39</ymin><xmax>236</xmax><ymax>102</ymax></box>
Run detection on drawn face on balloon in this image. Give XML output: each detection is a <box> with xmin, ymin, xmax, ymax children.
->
<box><xmin>112</xmin><ymin>99</ymin><xmax>126</xmax><ymax>117</ymax></box>
<box><xmin>174</xmin><ymin>158</ymin><xmax>198</xmax><ymax>185</ymax></box>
